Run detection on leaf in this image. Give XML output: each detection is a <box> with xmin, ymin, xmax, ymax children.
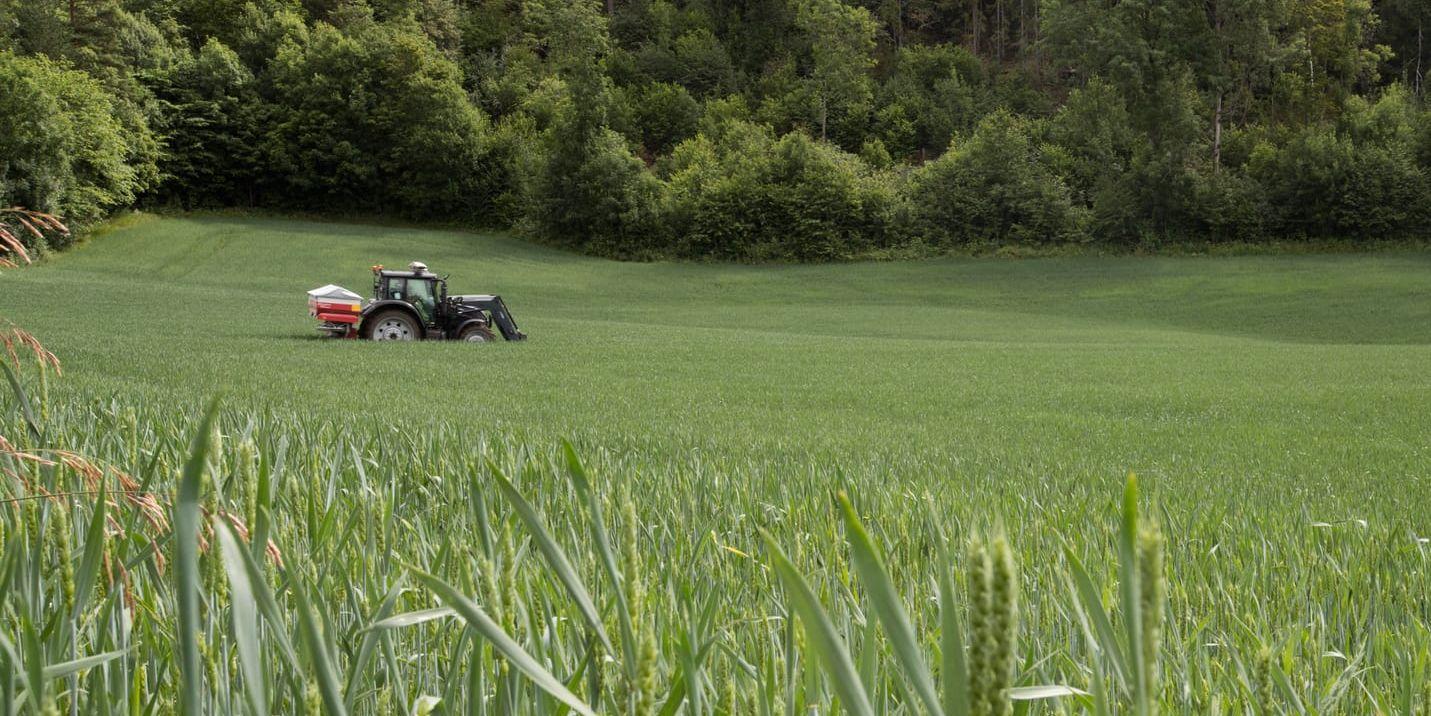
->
<box><xmin>41</xmin><ymin>650</ymin><xmax>129</xmax><ymax>680</ymax></box>
<box><xmin>489</xmin><ymin>459</ymin><xmax>613</xmax><ymax>653</ymax></box>
<box><xmin>837</xmin><ymin>493</ymin><xmax>943</xmax><ymax>716</ymax></box>
<box><xmin>1062</xmin><ymin>547</ymin><xmax>1130</xmax><ymax>689</ymax></box>
<box><xmin>562</xmin><ymin>441</ymin><xmax>637</xmax><ymax>675</ymax></box>
<box><xmin>368</xmin><ymin>607</ymin><xmax>457</xmax><ymax>631</ymax></box>
<box><xmin>761</xmin><ymin>530</ymin><xmax>875</xmax><ymax>716</ymax></box>
<box><xmin>348</xmin><ymin>585</ymin><xmax>405</xmax><ymax>709</ymax></box>
<box><xmin>216</xmin><ymin>521</ymin><xmax>268</xmax><ymax>716</ymax></box>
<box><xmin>1008</xmin><ymin>685</ymin><xmax>1089</xmax><ymax>700</ymax></box>
<box><xmin>71</xmin><ymin>479</ymin><xmax>109</xmax><ymax>621</ymax></box>
<box><xmin>293</xmin><ymin>580</ymin><xmax>349</xmax><ymax>716</ymax></box>
<box><xmin>225</xmin><ymin>508</ymin><xmax>302</xmax><ymax>674</ymax></box>
<box><xmin>176</xmin><ymin>401</ymin><xmax>221</xmax><ymax>714</ymax></box>
<box><xmin>410</xmin><ymin>566</ymin><xmax>596</xmax><ymax>716</ymax></box>
<box><xmin>937</xmin><ymin>543</ymin><xmax>970</xmax><ymax>716</ymax></box>
<box><xmin>1270</xmin><ymin>664</ymin><xmax>1307</xmax><ymax>716</ymax></box>
<box><xmin>1</xmin><ymin>362</ymin><xmax>41</xmax><ymax>441</ymax></box>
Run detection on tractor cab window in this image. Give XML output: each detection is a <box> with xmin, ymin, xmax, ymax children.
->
<box><xmin>406</xmin><ymin>278</ymin><xmax>437</xmax><ymax>323</ymax></box>
<box><xmin>385</xmin><ymin>277</ymin><xmax>406</xmax><ymax>301</ymax></box>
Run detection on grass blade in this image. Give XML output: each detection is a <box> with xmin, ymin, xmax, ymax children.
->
<box><xmin>215</xmin><ymin>520</ymin><xmax>268</xmax><ymax>716</ymax></box>
<box><xmin>488</xmin><ymin>459</ymin><xmax>613</xmax><ymax>653</ymax></box>
<box><xmin>1008</xmin><ymin>685</ymin><xmax>1089</xmax><ymax>700</ymax></box>
<box><xmin>1</xmin><ymin>362</ymin><xmax>41</xmax><ymax>441</ymax></box>
<box><xmin>70</xmin><ymin>478</ymin><xmax>108</xmax><ymax>620</ymax></box>
<box><xmin>41</xmin><ymin>650</ymin><xmax>128</xmax><ymax>680</ymax></box>
<box><xmin>347</xmin><ymin>581</ymin><xmax>404</xmax><ymax>709</ymax></box>
<box><xmin>368</xmin><ymin>607</ymin><xmax>456</xmax><ymax>631</ymax></box>
<box><xmin>761</xmin><ymin>529</ymin><xmax>875</xmax><ymax>716</ymax></box>
<box><xmin>410</xmin><ymin>566</ymin><xmax>597</xmax><ymax>716</ymax></box>
<box><xmin>1063</xmin><ymin>546</ymin><xmax>1130</xmax><ymax>689</ymax></box>
<box><xmin>293</xmin><ymin>579</ymin><xmax>349</xmax><ymax>716</ymax></box>
<box><xmin>175</xmin><ymin>400</ymin><xmax>221</xmax><ymax>714</ymax></box>
<box><xmin>837</xmin><ymin>493</ymin><xmax>943</xmax><ymax>716</ymax></box>
<box><xmin>562</xmin><ymin>441</ymin><xmax>637</xmax><ymax>675</ymax></box>
<box><xmin>938</xmin><ymin>551</ymin><xmax>970</xmax><ymax>716</ymax></box>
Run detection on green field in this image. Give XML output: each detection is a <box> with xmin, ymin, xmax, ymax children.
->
<box><xmin>2</xmin><ymin>215</ymin><xmax>1429</xmax><ymax>713</ymax></box>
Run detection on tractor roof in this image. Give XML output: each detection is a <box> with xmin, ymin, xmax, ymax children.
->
<box><xmin>377</xmin><ymin>269</ymin><xmax>439</xmax><ymax>279</ymax></box>
<box><xmin>373</xmin><ymin>262</ymin><xmax>437</xmax><ymax>280</ymax></box>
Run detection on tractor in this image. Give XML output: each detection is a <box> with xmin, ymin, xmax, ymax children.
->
<box><xmin>307</xmin><ymin>262</ymin><xmax>526</xmax><ymax>342</ymax></box>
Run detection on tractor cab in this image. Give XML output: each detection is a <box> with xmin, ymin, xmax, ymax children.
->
<box><xmin>373</xmin><ymin>262</ymin><xmax>445</xmax><ymax>325</ymax></box>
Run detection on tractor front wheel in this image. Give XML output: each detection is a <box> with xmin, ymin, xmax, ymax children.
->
<box><xmin>459</xmin><ymin>325</ymin><xmax>495</xmax><ymax>343</ymax></box>
<box><xmin>365</xmin><ymin>310</ymin><xmax>420</xmax><ymax>341</ymax></box>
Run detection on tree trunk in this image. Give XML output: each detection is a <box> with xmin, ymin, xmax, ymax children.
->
<box><xmin>1212</xmin><ymin>92</ymin><xmax>1223</xmax><ymax>171</ymax></box>
<box><xmin>605</xmin><ymin>0</ymin><xmax>613</xmax><ymax>15</ymax></box>
<box><xmin>1417</xmin><ymin>20</ymin><xmax>1424</xmax><ymax>97</ymax></box>
<box><xmin>995</xmin><ymin>0</ymin><xmax>1004</xmax><ymax>63</ymax></box>
<box><xmin>970</xmin><ymin>0</ymin><xmax>980</xmax><ymax>55</ymax></box>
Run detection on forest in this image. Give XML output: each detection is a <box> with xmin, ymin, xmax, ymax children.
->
<box><xmin>2</xmin><ymin>0</ymin><xmax>1429</xmax><ymax>260</ymax></box>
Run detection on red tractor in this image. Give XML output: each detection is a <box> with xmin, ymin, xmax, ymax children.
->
<box><xmin>308</xmin><ymin>262</ymin><xmax>526</xmax><ymax>342</ymax></box>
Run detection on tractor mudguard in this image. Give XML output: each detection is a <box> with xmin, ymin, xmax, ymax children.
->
<box><xmin>359</xmin><ymin>300</ymin><xmax>425</xmax><ymax>337</ymax></box>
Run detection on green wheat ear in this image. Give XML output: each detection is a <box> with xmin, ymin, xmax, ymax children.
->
<box><xmin>967</xmin><ymin>530</ymin><xmax>1019</xmax><ymax>716</ymax></box>
<box><xmin>1255</xmin><ymin>645</ymin><xmax>1275</xmax><ymax>716</ymax></box>
<box><xmin>1138</xmin><ymin>520</ymin><xmax>1165</xmax><ymax>703</ymax></box>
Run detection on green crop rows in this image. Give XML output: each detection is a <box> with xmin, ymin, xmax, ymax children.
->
<box><xmin>0</xmin><ymin>215</ymin><xmax>1428</xmax><ymax>713</ymax></box>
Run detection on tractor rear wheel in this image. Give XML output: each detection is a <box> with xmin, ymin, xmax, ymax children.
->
<box><xmin>365</xmin><ymin>310</ymin><xmax>420</xmax><ymax>341</ymax></box>
<box><xmin>459</xmin><ymin>325</ymin><xmax>495</xmax><ymax>343</ymax></box>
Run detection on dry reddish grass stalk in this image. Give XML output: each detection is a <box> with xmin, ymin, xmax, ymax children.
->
<box><xmin>0</xmin><ymin>435</ymin><xmax>285</xmax><ymax>567</ymax></box>
<box><xmin>0</xmin><ymin>325</ymin><xmax>61</xmax><ymax>375</ymax></box>
<box><xmin>0</xmin><ymin>207</ymin><xmax>69</xmax><ymax>266</ymax></box>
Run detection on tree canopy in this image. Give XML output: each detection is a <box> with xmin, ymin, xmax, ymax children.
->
<box><xmin>0</xmin><ymin>0</ymin><xmax>1426</xmax><ymax>258</ymax></box>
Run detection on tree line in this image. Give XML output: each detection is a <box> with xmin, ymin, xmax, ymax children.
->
<box><xmin>2</xmin><ymin>0</ymin><xmax>1428</xmax><ymax>260</ymax></box>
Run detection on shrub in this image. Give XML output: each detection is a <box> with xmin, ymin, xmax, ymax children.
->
<box><xmin>903</xmin><ymin>112</ymin><xmax>1085</xmax><ymax>246</ymax></box>
<box><xmin>663</xmin><ymin>124</ymin><xmax>895</xmax><ymax>261</ymax></box>
<box><xmin>529</xmin><ymin>122</ymin><xmax>665</xmax><ymax>258</ymax></box>
<box><xmin>1248</xmin><ymin>88</ymin><xmax>1428</xmax><ymax>239</ymax></box>
<box><xmin>632</xmin><ymin>82</ymin><xmax>701</xmax><ymax>157</ymax></box>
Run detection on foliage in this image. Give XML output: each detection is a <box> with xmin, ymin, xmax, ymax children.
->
<box><xmin>263</xmin><ymin>16</ymin><xmax>495</xmax><ymax>218</ymax></box>
<box><xmin>904</xmin><ymin>112</ymin><xmax>1084</xmax><ymax>245</ymax></box>
<box><xmin>631</xmin><ymin>82</ymin><xmax>701</xmax><ymax>157</ymax></box>
<box><xmin>0</xmin><ymin>52</ymin><xmax>149</xmax><ymax>244</ymax></box>
<box><xmin>531</xmin><ymin>119</ymin><xmax>664</xmax><ymax>257</ymax></box>
<box><xmin>1248</xmin><ymin>88</ymin><xmax>1429</xmax><ymax>239</ymax></box>
<box><xmin>2</xmin><ymin>0</ymin><xmax>1429</xmax><ymax>254</ymax></box>
<box><xmin>664</xmin><ymin>124</ymin><xmax>895</xmax><ymax>260</ymax></box>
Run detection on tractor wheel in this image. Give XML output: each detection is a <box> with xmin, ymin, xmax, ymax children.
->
<box><xmin>459</xmin><ymin>325</ymin><xmax>495</xmax><ymax>343</ymax></box>
<box><xmin>365</xmin><ymin>310</ymin><xmax>420</xmax><ymax>341</ymax></box>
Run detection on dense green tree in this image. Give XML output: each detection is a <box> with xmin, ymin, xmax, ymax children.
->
<box><xmin>903</xmin><ymin>111</ymin><xmax>1084</xmax><ymax>245</ymax></box>
<box><xmin>0</xmin><ymin>0</ymin><xmax>1423</xmax><ymax>259</ymax></box>
<box><xmin>633</xmin><ymin>82</ymin><xmax>702</xmax><ymax>156</ymax></box>
<box><xmin>794</xmin><ymin>0</ymin><xmax>877</xmax><ymax>142</ymax></box>
<box><xmin>876</xmin><ymin>44</ymin><xmax>980</xmax><ymax>158</ymax></box>
<box><xmin>1249</xmin><ymin>86</ymin><xmax>1428</xmax><ymax>238</ymax></box>
<box><xmin>264</xmin><ymin>15</ymin><xmax>494</xmax><ymax>216</ymax></box>
<box><xmin>664</xmin><ymin>122</ymin><xmax>895</xmax><ymax>260</ymax></box>
<box><xmin>0</xmin><ymin>52</ymin><xmax>147</xmax><ymax>242</ymax></box>
<box><xmin>149</xmin><ymin>38</ymin><xmax>264</xmax><ymax>206</ymax></box>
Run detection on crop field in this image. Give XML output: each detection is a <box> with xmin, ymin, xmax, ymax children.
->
<box><xmin>1</xmin><ymin>214</ymin><xmax>1429</xmax><ymax>714</ymax></box>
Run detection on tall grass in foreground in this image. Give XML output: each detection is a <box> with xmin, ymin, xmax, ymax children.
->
<box><xmin>0</xmin><ymin>358</ymin><xmax>1428</xmax><ymax>714</ymax></box>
